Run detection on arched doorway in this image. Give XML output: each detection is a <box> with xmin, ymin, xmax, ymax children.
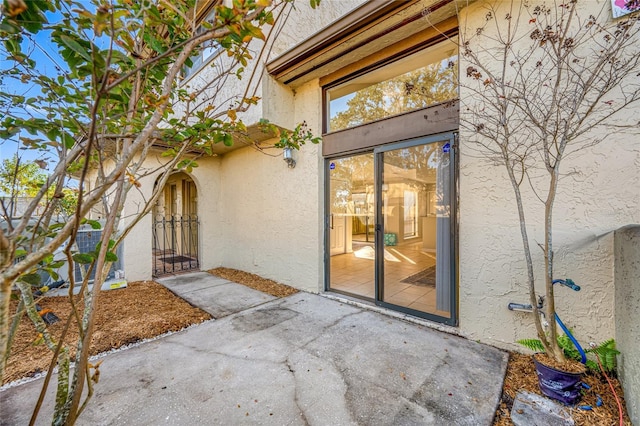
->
<box><xmin>152</xmin><ymin>172</ymin><xmax>199</xmax><ymax>277</ymax></box>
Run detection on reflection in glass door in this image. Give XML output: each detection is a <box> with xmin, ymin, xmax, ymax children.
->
<box><xmin>328</xmin><ymin>153</ymin><xmax>375</xmax><ymax>299</ymax></box>
<box><xmin>377</xmin><ymin>138</ymin><xmax>454</xmax><ymax>321</ymax></box>
<box><xmin>326</xmin><ymin>135</ymin><xmax>456</xmax><ymax>324</ymax></box>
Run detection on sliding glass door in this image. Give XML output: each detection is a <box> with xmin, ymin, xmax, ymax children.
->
<box><xmin>326</xmin><ymin>134</ymin><xmax>456</xmax><ymax>325</ymax></box>
<box><xmin>376</xmin><ymin>136</ymin><xmax>455</xmax><ymax>322</ymax></box>
<box><xmin>327</xmin><ymin>153</ymin><xmax>375</xmax><ymax>299</ymax></box>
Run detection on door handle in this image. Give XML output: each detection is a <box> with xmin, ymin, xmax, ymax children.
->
<box><xmin>330</xmin><ymin>214</ymin><xmax>334</xmax><ymax>229</ymax></box>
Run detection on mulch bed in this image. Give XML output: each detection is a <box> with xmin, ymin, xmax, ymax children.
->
<box><xmin>493</xmin><ymin>352</ymin><xmax>632</xmax><ymax>425</ymax></box>
<box><xmin>208</xmin><ymin>267</ymin><xmax>299</xmax><ymax>297</ymax></box>
<box><xmin>4</xmin><ymin>281</ymin><xmax>211</xmax><ymax>385</ymax></box>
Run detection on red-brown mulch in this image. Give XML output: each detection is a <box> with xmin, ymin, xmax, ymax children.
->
<box><xmin>493</xmin><ymin>352</ymin><xmax>632</xmax><ymax>425</ymax></box>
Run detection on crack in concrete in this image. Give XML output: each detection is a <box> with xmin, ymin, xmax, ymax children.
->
<box><xmin>296</xmin><ymin>310</ymin><xmax>365</xmax><ymax>352</ymax></box>
<box><xmin>285</xmin><ymin>358</ymin><xmax>310</xmax><ymax>426</ymax></box>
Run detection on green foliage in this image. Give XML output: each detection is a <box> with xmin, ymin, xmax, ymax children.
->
<box><xmin>259</xmin><ymin>119</ymin><xmax>321</xmax><ymax>150</ymax></box>
<box><xmin>0</xmin><ymin>0</ymin><xmax>320</xmax><ymax>422</ymax></box>
<box><xmin>586</xmin><ymin>339</ymin><xmax>620</xmax><ymax>373</ymax></box>
<box><xmin>0</xmin><ymin>155</ymin><xmax>48</xmax><ymax>198</ymax></box>
<box><xmin>18</xmin><ymin>273</ymin><xmax>41</xmax><ymax>286</ymax></box>
<box><xmin>518</xmin><ymin>335</ymin><xmax>619</xmax><ymax>373</ymax></box>
<box><xmin>516</xmin><ymin>338</ymin><xmax>545</xmax><ymax>353</ymax></box>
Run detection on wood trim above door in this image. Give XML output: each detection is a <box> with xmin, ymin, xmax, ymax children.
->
<box><xmin>322</xmin><ymin>100</ymin><xmax>459</xmax><ymax>157</ymax></box>
<box><xmin>267</xmin><ymin>0</ymin><xmax>471</xmax><ymax>89</ymax></box>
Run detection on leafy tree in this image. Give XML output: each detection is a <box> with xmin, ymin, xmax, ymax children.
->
<box><xmin>0</xmin><ymin>0</ymin><xmax>320</xmax><ymax>423</ymax></box>
<box><xmin>330</xmin><ymin>60</ymin><xmax>458</xmax><ymax>131</ymax></box>
<box><xmin>0</xmin><ymin>155</ymin><xmax>48</xmax><ymax>198</ymax></box>
<box><xmin>457</xmin><ymin>1</ymin><xmax>640</xmax><ymax>362</ymax></box>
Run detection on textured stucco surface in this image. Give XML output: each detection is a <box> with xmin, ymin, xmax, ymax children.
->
<box><xmin>456</xmin><ymin>0</ymin><xmax>640</xmax><ymax>351</ymax></box>
<box><xmin>214</xmin><ymin>78</ymin><xmax>324</xmax><ymax>292</ymax></box>
<box><xmin>615</xmin><ymin>226</ymin><xmax>640</xmax><ymax>426</ymax></box>
<box><xmin>175</xmin><ymin>0</ymin><xmax>364</xmax><ymax>128</ymax></box>
<box><xmin>113</xmin><ymin>153</ymin><xmax>222</xmax><ymax>282</ymax></box>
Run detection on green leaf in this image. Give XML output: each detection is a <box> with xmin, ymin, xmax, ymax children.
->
<box><xmin>49</xmin><ymin>223</ymin><xmax>65</xmax><ymax>231</ymax></box>
<box><xmin>19</xmin><ymin>273</ymin><xmax>41</xmax><ymax>285</ymax></box>
<box><xmin>72</xmin><ymin>253</ymin><xmax>94</xmax><ymax>264</ymax></box>
<box><xmin>516</xmin><ymin>339</ymin><xmax>545</xmax><ymax>352</ymax></box>
<box><xmin>105</xmin><ymin>251</ymin><xmax>118</xmax><ymax>262</ymax></box>
<box><xmin>81</xmin><ymin>219</ymin><xmax>102</xmax><ymax>229</ymax></box>
<box><xmin>223</xmin><ymin>133</ymin><xmax>233</xmax><ymax>146</ymax></box>
<box><xmin>586</xmin><ymin>339</ymin><xmax>620</xmax><ymax>372</ymax></box>
<box><xmin>59</xmin><ymin>34</ymin><xmax>92</xmax><ymax>62</ymax></box>
<box><xmin>61</xmin><ymin>132</ymin><xmax>75</xmax><ymax>149</ymax></box>
<box><xmin>0</xmin><ymin>21</ymin><xmax>20</xmax><ymax>34</ymax></box>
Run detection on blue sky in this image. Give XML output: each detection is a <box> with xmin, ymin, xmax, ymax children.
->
<box><xmin>1</xmin><ymin>7</ymin><xmax>65</xmax><ymax>166</ymax></box>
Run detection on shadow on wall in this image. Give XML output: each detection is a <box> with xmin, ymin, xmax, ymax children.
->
<box><xmin>614</xmin><ymin>225</ymin><xmax>640</xmax><ymax>426</ymax></box>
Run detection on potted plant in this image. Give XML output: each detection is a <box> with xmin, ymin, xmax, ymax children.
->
<box><xmin>519</xmin><ymin>332</ymin><xmax>619</xmax><ymax>405</ymax></box>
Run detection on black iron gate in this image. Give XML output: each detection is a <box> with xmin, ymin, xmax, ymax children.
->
<box><xmin>153</xmin><ymin>214</ymin><xmax>199</xmax><ymax>277</ymax></box>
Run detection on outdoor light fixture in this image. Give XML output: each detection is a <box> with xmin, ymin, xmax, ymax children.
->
<box><xmin>283</xmin><ymin>147</ymin><xmax>296</xmax><ymax>168</ymax></box>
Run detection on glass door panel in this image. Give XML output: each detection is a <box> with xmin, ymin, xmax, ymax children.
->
<box><xmin>378</xmin><ymin>140</ymin><xmax>453</xmax><ymax>319</ymax></box>
<box><xmin>328</xmin><ymin>153</ymin><xmax>375</xmax><ymax>299</ymax></box>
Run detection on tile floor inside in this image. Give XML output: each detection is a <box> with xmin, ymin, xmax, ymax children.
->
<box><xmin>329</xmin><ymin>240</ymin><xmax>450</xmax><ymax>318</ymax></box>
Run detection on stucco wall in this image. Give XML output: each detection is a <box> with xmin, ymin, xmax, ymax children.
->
<box><xmin>213</xmin><ymin>79</ymin><xmax>324</xmax><ymax>292</ymax></box>
<box><xmin>615</xmin><ymin>226</ymin><xmax>640</xmax><ymax>426</ymax></box>
<box><xmin>119</xmin><ymin>156</ymin><xmax>158</xmax><ymax>282</ymax></box>
<box><xmin>119</xmin><ymin>153</ymin><xmax>222</xmax><ymax>282</ymax></box>
<box><xmin>185</xmin><ymin>156</ymin><xmax>224</xmax><ymax>270</ymax></box>
<box><xmin>122</xmin><ymin>2</ymin><xmax>362</xmax><ymax>283</ymax></box>
<box><xmin>457</xmin><ymin>1</ymin><xmax>640</xmax><ymax>349</ymax></box>
<box><xmin>176</xmin><ymin>0</ymin><xmax>365</xmax><ymax>128</ymax></box>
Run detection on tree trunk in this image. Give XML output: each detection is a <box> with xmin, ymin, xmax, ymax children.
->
<box><xmin>0</xmin><ymin>278</ymin><xmax>13</xmax><ymax>380</ymax></box>
<box><xmin>544</xmin><ymin>166</ymin><xmax>564</xmax><ymax>363</ymax></box>
<box><xmin>505</xmin><ymin>166</ymin><xmax>552</xmax><ymax>354</ymax></box>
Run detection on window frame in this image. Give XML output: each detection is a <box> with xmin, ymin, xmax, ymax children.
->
<box><xmin>324</xmin><ymin>40</ymin><xmax>459</xmax><ymax>134</ymax></box>
<box><xmin>181</xmin><ymin>9</ymin><xmax>222</xmax><ymax>81</ymax></box>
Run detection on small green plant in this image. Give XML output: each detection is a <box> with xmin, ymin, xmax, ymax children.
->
<box><xmin>518</xmin><ymin>336</ymin><xmax>619</xmax><ymax>373</ymax></box>
<box><xmin>258</xmin><ymin>119</ymin><xmax>321</xmax><ymax>150</ymax></box>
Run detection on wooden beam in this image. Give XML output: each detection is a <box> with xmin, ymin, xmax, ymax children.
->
<box><xmin>322</xmin><ymin>100</ymin><xmax>459</xmax><ymax>157</ymax></box>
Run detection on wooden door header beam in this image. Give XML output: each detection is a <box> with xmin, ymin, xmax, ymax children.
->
<box><xmin>267</xmin><ymin>0</ymin><xmax>469</xmax><ymax>88</ymax></box>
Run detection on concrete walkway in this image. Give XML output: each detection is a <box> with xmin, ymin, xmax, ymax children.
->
<box><xmin>1</xmin><ymin>272</ymin><xmax>508</xmax><ymax>425</ymax></box>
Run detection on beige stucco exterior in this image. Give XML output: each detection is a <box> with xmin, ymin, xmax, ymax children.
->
<box><xmin>615</xmin><ymin>226</ymin><xmax>640</xmax><ymax>425</ymax></box>
<box><xmin>456</xmin><ymin>0</ymin><xmax>640</xmax><ymax>350</ymax></box>
<box><xmin>114</xmin><ymin>1</ymin><xmax>639</xmax><ymax>410</ymax></box>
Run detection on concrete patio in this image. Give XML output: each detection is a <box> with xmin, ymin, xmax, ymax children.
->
<box><xmin>1</xmin><ymin>272</ymin><xmax>508</xmax><ymax>425</ymax></box>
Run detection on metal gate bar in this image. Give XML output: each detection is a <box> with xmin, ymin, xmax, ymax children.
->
<box><xmin>153</xmin><ymin>214</ymin><xmax>199</xmax><ymax>277</ymax></box>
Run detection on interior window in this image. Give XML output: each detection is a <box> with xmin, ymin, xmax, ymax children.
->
<box><xmin>327</xmin><ymin>40</ymin><xmax>458</xmax><ymax>132</ymax></box>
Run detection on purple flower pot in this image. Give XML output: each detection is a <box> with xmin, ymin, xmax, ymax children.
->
<box><xmin>533</xmin><ymin>356</ymin><xmax>583</xmax><ymax>405</ymax></box>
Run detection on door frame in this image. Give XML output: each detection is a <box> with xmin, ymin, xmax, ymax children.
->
<box><xmin>324</xmin><ymin>132</ymin><xmax>458</xmax><ymax>326</ymax></box>
<box><xmin>374</xmin><ymin>133</ymin><xmax>458</xmax><ymax>326</ymax></box>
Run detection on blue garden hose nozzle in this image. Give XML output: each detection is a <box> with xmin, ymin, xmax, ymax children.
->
<box><xmin>553</xmin><ymin>278</ymin><xmax>580</xmax><ymax>291</ymax></box>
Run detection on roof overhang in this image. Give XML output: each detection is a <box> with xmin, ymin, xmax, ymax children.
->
<box><xmin>267</xmin><ymin>0</ymin><xmax>472</xmax><ymax>89</ymax></box>
<box><xmin>150</xmin><ymin>122</ymin><xmax>283</xmax><ymax>157</ymax></box>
